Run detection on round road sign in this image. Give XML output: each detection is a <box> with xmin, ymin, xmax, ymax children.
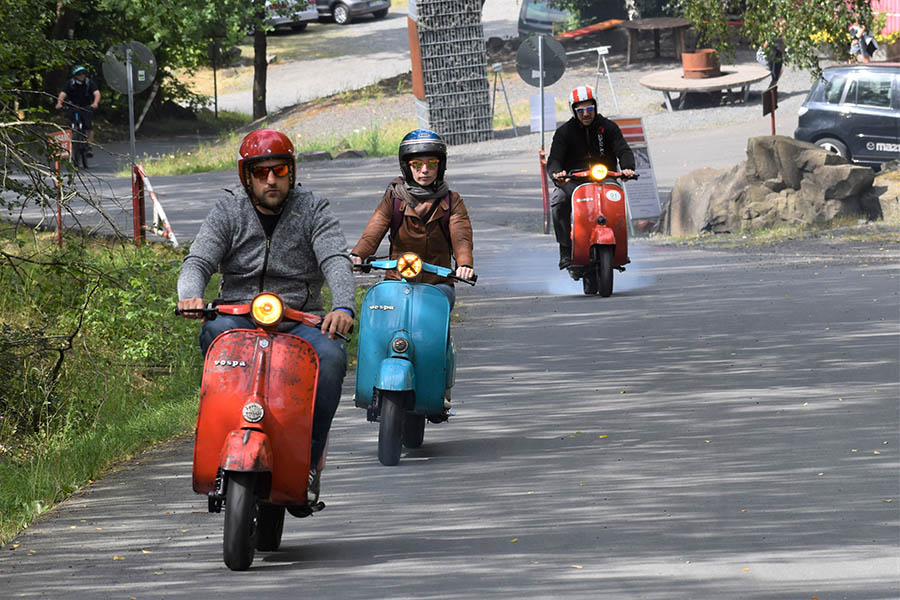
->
<box><xmin>102</xmin><ymin>41</ymin><xmax>157</xmax><ymax>95</ymax></box>
<box><xmin>516</xmin><ymin>34</ymin><xmax>567</xmax><ymax>87</ymax></box>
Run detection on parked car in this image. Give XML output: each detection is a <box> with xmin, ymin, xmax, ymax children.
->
<box><xmin>315</xmin><ymin>0</ymin><xmax>390</xmax><ymax>25</ymax></box>
<box><xmin>266</xmin><ymin>0</ymin><xmax>318</xmax><ymax>32</ymax></box>
<box><xmin>517</xmin><ymin>0</ymin><xmax>570</xmax><ymax>36</ymax></box>
<box><xmin>794</xmin><ymin>64</ymin><xmax>900</xmax><ymax>170</ymax></box>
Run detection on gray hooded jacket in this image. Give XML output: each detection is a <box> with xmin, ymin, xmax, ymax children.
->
<box><xmin>177</xmin><ymin>186</ymin><xmax>355</xmax><ymax>316</ymax></box>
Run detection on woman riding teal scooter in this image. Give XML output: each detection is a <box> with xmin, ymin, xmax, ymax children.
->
<box><xmin>350</xmin><ymin>129</ymin><xmax>476</xmax><ymax>465</ymax></box>
<box><xmin>354</xmin><ymin>254</ymin><xmax>475</xmax><ymax>465</ymax></box>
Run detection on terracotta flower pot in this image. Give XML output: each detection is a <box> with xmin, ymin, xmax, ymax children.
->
<box><xmin>682</xmin><ymin>49</ymin><xmax>721</xmax><ymax>79</ymax></box>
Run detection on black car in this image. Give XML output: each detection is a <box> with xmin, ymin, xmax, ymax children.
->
<box><xmin>316</xmin><ymin>0</ymin><xmax>390</xmax><ymax>25</ymax></box>
<box><xmin>794</xmin><ymin>64</ymin><xmax>900</xmax><ymax>170</ymax></box>
<box><xmin>517</xmin><ymin>0</ymin><xmax>569</xmax><ymax>36</ymax></box>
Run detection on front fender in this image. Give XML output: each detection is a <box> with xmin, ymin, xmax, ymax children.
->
<box><xmin>376</xmin><ymin>358</ymin><xmax>416</xmax><ymax>391</ymax></box>
<box><xmin>219</xmin><ymin>429</ymin><xmax>272</xmax><ymax>473</ymax></box>
<box><xmin>591</xmin><ymin>226</ymin><xmax>616</xmax><ymax>247</ymax></box>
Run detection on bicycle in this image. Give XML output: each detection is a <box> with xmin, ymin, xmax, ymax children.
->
<box><xmin>68</xmin><ymin>109</ymin><xmax>89</xmax><ymax>169</ymax></box>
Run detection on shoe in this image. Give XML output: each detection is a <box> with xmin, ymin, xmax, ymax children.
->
<box><xmin>86</xmin><ymin>151</ymin><xmax>94</xmax><ymax>158</ymax></box>
<box><xmin>558</xmin><ymin>247</ymin><xmax>572</xmax><ymax>270</ymax></box>
<box><xmin>567</xmin><ymin>266</ymin><xmax>584</xmax><ymax>280</ymax></box>
<box><xmin>307</xmin><ymin>468</ymin><xmax>321</xmax><ymax>504</ymax></box>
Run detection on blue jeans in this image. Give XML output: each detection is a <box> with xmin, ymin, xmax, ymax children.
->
<box><xmin>199</xmin><ymin>315</ymin><xmax>346</xmax><ymax>469</ymax></box>
<box><xmin>434</xmin><ymin>283</ymin><xmax>456</xmax><ymax>309</ymax></box>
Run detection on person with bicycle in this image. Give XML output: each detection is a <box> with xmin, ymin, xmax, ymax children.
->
<box><xmin>547</xmin><ymin>85</ymin><xmax>635</xmax><ymax>274</ymax></box>
<box><xmin>55</xmin><ymin>66</ymin><xmax>100</xmax><ymax>155</ymax></box>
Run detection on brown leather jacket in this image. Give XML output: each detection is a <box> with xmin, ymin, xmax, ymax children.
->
<box><xmin>352</xmin><ymin>180</ymin><xmax>474</xmax><ymax>285</ymax></box>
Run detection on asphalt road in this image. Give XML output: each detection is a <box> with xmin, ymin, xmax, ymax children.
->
<box><xmin>3</xmin><ymin>140</ymin><xmax>899</xmax><ymax>598</ymax></box>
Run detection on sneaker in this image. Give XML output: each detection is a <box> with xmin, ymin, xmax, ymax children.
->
<box><xmin>307</xmin><ymin>468</ymin><xmax>321</xmax><ymax>504</ymax></box>
<box><xmin>567</xmin><ymin>266</ymin><xmax>584</xmax><ymax>280</ymax></box>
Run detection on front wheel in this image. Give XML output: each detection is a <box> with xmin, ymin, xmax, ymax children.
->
<box><xmin>378</xmin><ymin>391</ymin><xmax>404</xmax><ymax>466</ymax></box>
<box><xmin>372</xmin><ymin>8</ymin><xmax>388</xmax><ymax>18</ymax></box>
<box><xmin>597</xmin><ymin>246</ymin><xmax>614</xmax><ymax>297</ymax></box>
<box><xmin>255</xmin><ymin>503</ymin><xmax>285</xmax><ymax>551</ymax></box>
<box><xmin>333</xmin><ymin>3</ymin><xmax>352</xmax><ymax>24</ymax></box>
<box><xmin>223</xmin><ymin>472</ymin><xmax>258</xmax><ymax>571</ymax></box>
<box><xmin>402</xmin><ymin>414</ymin><xmax>426</xmax><ymax>449</ymax></box>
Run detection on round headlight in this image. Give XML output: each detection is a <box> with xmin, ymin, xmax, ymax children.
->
<box><xmin>251</xmin><ymin>293</ymin><xmax>283</xmax><ymax>326</ymax></box>
<box><xmin>397</xmin><ymin>252</ymin><xmax>422</xmax><ymax>279</ymax></box>
<box><xmin>591</xmin><ymin>164</ymin><xmax>608</xmax><ymax>180</ymax></box>
<box><xmin>242</xmin><ymin>402</ymin><xmax>264</xmax><ymax>423</ymax></box>
<box><xmin>392</xmin><ymin>337</ymin><xmax>409</xmax><ymax>353</ymax></box>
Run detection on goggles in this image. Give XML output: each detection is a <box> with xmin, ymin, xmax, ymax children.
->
<box><xmin>408</xmin><ymin>158</ymin><xmax>440</xmax><ymax>170</ymax></box>
<box><xmin>250</xmin><ymin>163</ymin><xmax>290</xmax><ymax>180</ymax></box>
<box><xmin>575</xmin><ymin>105</ymin><xmax>596</xmax><ymax>116</ymax></box>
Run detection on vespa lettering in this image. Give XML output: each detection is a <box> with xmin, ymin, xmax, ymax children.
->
<box><xmin>368</xmin><ymin>305</ymin><xmax>395</xmax><ymax>310</ymax></box>
<box><xmin>214</xmin><ymin>359</ymin><xmax>247</xmax><ymax>368</ymax></box>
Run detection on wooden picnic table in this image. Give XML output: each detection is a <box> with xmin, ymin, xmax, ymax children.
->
<box><xmin>619</xmin><ymin>17</ymin><xmax>691</xmax><ymax>66</ymax></box>
<box><xmin>639</xmin><ymin>64</ymin><xmax>772</xmax><ymax>111</ymax></box>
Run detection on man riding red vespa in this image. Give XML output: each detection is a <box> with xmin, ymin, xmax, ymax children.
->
<box><xmin>547</xmin><ymin>86</ymin><xmax>636</xmax><ymax>275</ymax></box>
<box><xmin>176</xmin><ymin>128</ymin><xmax>355</xmax><ymax>511</ymax></box>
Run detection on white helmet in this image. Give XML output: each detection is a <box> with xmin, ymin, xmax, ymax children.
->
<box><xmin>568</xmin><ymin>85</ymin><xmax>597</xmax><ymax>118</ymax></box>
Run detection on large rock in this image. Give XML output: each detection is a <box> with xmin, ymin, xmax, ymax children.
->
<box><xmin>662</xmin><ymin>136</ymin><xmax>882</xmax><ymax>235</ymax></box>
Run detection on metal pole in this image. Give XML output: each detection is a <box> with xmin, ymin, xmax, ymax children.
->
<box><xmin>539</xmin><ymin>35</ymin><xmax>545</xmax><ymax>151</ymax></box>
<box><xmin>126</xmin><ymin>48</ymin><xmax>136</xmax><ymax>166</ymax></box>
<box><xmin>498</xmin><ymin>70</ymin><xmax>518</xmax><ymax>136</ymax></box>
<box><xmin>212</xmin><ymin>40</ymin><xmax>219</xmax><ymax>119</ymax></box>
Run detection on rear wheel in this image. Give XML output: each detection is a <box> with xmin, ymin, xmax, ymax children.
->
<box><xmin>815</xmin><ymin>137</ymin><xmax>849</xmax><ymax>160</ymax></box>
<box><xmin>73</xmin><ymin>127</ymin><xmax>88</xmax><ymax>169</ymax></box>
<box><xmin>582</xmin><ymin>266</ymin><xmax>598</xmax><ymax>295</ymax></box>
<box><xmin>255</xmin><ymin>503</ymin><xmax>285</xmax><ymax>551</ymax></box>
<box><xmin>223</xmin><ymin>472</ymin><xmax>258</xmax><ymax>570</ymax></box>
<box><xmin>378</xmin><ymin>391</ymin><xmax>404</xmax><ymax>466</ymax></box>
<box><xmin>402</xmin><ymin>414</ymin><xmax>426</xmax><ymax>449</ymax></box>
<box><xmin>597</xmin><ymin>246</ymin><xmax>614</xmax><ymax>297</ymax></box>
<box><xmin>333</xmin><ymin>3</ymin><xmax>351</xmax><ymax>24</ymax></box>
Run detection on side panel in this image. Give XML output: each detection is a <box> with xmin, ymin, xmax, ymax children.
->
<box><xmin>355</xmin><ymin>280</ymin><xmax>449</xmax><ymax>415</ymax></box>
<box><xmin>599</xmin><ymin>182</ymin><xmax>629</xmax><ymax>267</ymax></box>
<box><xmin>192</xmin><ymin>330</ymin><xmax>318</xmax><ymax>505</ymax></box>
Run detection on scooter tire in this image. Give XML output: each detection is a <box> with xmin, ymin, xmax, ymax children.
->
<box><xmin>598</xmin><ymin>246</ymin><xmax>614</xmax><ymax>297</ymax></box>
<box><xmin>255</xmin><ymin>503</ymin><xmax>285</xmax><ymax>551</ymax></box>
<box><xmin>223</xmin><ymin>471</ymin><xmax>258</xmax><ymax>570</ymax></box>
<box><xmin>378</xmin><ymin>391</ymin><xmax>404</xmax><ymax>466</ymax></box>
<box><xmin>402</xmin><ymin>414</ymin><xmax>426</xmax><ymax>449</ymax></box>
<box><xmin>582</xmin><ymin>269</ymin><xmax>599</xmax><ymax>295</ymax></box>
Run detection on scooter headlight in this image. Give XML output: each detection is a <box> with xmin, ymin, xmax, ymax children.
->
<box><xmin>397</xmin><ymin>252</ymin><xmax>422</xmax><ymax>279</ymax></box>
<box><xmin>242</xmin><ymin>402</ymin><xmax>264</xmax><ymax>423</ymax></box>
<box><xmin>590</xmin><ymin>164</ymin><xmax>608</xmax><ymax>180</ymax></box>
<box><xmin>251</xmin><ymin>293</ymin><xmax>283</xmax><ymax>327</ymax></box>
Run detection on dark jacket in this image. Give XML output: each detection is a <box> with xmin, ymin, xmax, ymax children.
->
<box><xmin>62</xmin><ymin>77</ymin><xmax>99</xmax><ymax>107</ymax></box>
<box><xmin>546</xmin><ymin>114</ymin><xmax>636</xmax><ymax>177</ymax></box>
<box><xmin>352</xmin><ymin>178</ymin><xmax>474</xmax><ymax>285</ymax></box>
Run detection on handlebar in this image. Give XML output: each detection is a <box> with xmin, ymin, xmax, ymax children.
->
<box><xmin>554</xmin><ymin>168</ymin><xmax>639</xmax><ymax>182</ymax></box>
<box><xmin>175</xmin><ymin>303</ymin><xmax>351</xmax><ymax>342</ymax></box>
<box><xmin>353</xmin><ymin>256</ymin><xmax>477</xmax><ymax>286</ymax></box>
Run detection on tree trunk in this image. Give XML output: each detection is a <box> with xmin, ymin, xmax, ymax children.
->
<box><xmin>252</xmin><ymin>0</ymin><xmax>267</xmax><ymax>120</ymax></box>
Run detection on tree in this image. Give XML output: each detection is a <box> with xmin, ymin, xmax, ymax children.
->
<box><xmin>669</xmin><ymin>0</ymin><xmax>875</xmax><ymax>77</ymax></box>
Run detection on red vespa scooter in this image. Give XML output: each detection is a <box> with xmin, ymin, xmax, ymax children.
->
<box><xmin>177</xmin><ymin>292</ymin><xmax>346</xmax><ymax>571</ymax></box>
<box><xmin>561</xmin><ymin>164</ymin><xmax>638</xmax><ymax>297</ymax></box>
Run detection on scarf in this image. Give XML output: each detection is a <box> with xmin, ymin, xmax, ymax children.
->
<box><xmin>394</xmin><ymin>178</ymin><xmax>449</xmax><ymax>208</ymax></box>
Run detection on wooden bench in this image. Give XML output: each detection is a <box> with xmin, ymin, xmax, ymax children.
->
<box><xmin>639</xmin><ymin>65</ymin><xmax>772</xmax><ymax>111</ymax></box>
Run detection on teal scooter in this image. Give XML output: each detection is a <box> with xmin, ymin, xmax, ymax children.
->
<box><xmin>354</xmin><ymin>253</ymin><xmax>476</xmax><ymax>466</ymax></box>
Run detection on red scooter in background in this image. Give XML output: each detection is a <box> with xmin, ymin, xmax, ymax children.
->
<box><xmin>558</xmin><ymin>165</ymin><xmax>638</xmax><ymax>297</ymax></box>
<box><xmin>177</xmin><ymin>292</ymin><xmax>346</xmax><ymax>571</ymax></box>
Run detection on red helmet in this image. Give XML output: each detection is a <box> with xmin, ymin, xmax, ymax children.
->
<box><xmin>568</xmin><ymin>85</ymin><xmax>597</xmax><ymax>118</ymax></box>
<box><xmin>237</xmin><ymin>129</ymin><xmax>296</xmax><ymax>191</ymax></box>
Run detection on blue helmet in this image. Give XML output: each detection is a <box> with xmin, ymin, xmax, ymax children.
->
<box><xmin>399</xmin><ymin>128</ymin><xmax>447</xmax><ymax>183</ymax></box>
<box><xmin>71</xmin><ymin>65</ymin><xmax>87</xmax><ymax>76</ymax></box>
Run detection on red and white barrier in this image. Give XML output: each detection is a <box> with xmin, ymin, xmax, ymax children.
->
<box><xmin>132</xmin><ymin>165</ymin><xmax>178</xmax><ymax>247</ymax></box>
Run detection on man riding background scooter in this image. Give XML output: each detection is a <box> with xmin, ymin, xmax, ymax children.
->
<box><xmin>176</xmin><ymin>128</ymin><xmax>355</xmax><ymax>512</ymax></box>
<box><xmin>547</xmin><ymin>86</ymin><xmax>636</xmax><ymax>276</ymax></box>
<box><xmin>350</xmin><ymin>128</ymin><xmax>474</xmax><ymax>308</ymax></box>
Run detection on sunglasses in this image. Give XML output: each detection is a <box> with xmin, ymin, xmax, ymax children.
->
<box><xmin>408</xmin><ymin>158</ymin><xmax>440</xmax><ymax>170</ymax></box>
<box><xmin>250</xmin><ymin>163</ymin><xmax>290</xmax><ymax>180</ymax></box>
<box><xmin>575</xmin><ymin>105</ymin><xmax>596</xmax><ymax>116</ymax></box>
